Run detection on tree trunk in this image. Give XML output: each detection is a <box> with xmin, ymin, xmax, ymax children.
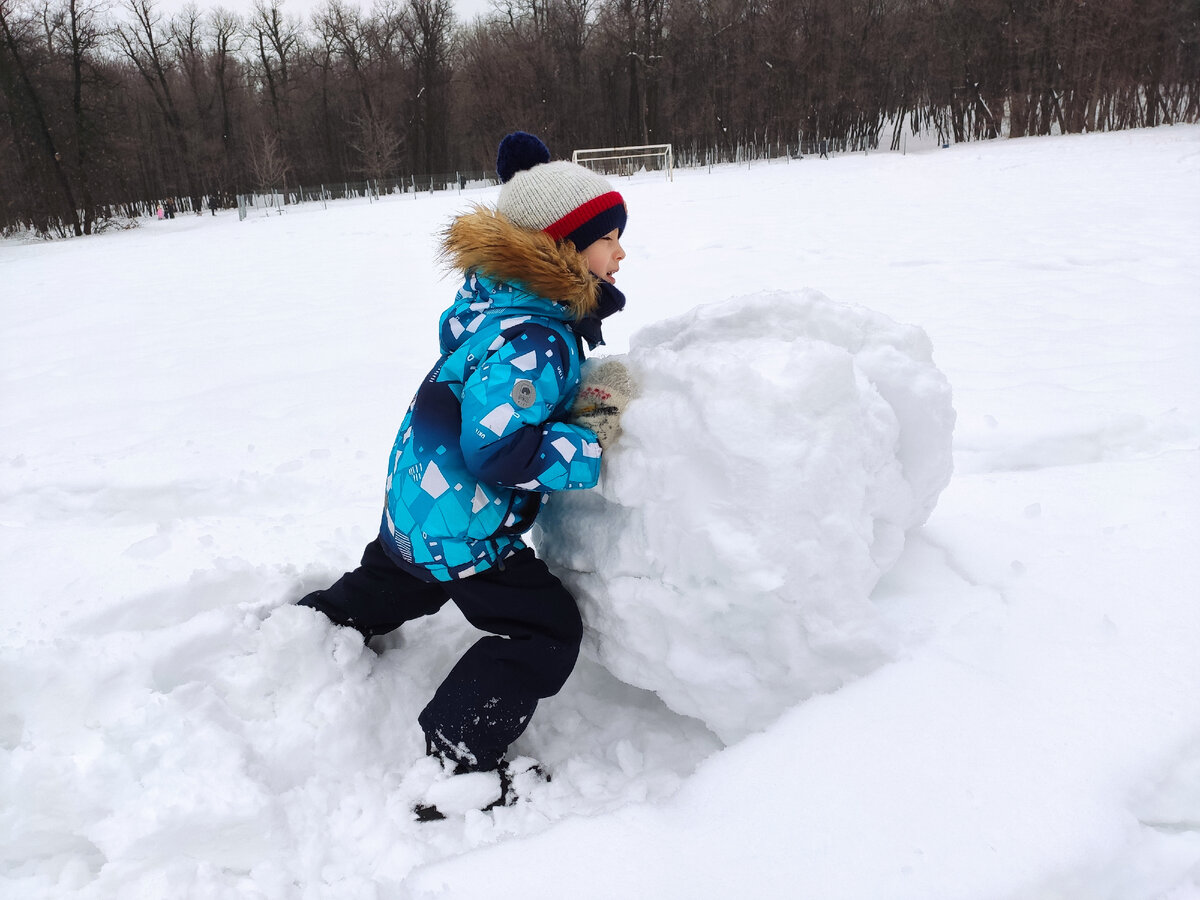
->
<box><xmin>0</xmin><ymin>4</ymin><xmax>82</xmax><ymax>234</ymax></box>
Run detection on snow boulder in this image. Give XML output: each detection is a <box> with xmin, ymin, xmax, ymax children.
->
<box><xmin>533</xmin><ymin>290</ymin><xmax>956</xmax><ymax>743</ymax></box>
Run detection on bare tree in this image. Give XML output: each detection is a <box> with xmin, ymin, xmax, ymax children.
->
<box><xmin>172</xmin><ymin>4</ymin><xmax>211</xmax><ymax>124</ymax></box>
<box><xmin>250</xmin><ymin>126</ymin><xmax>289</xmax><ymax>191</ymax></box>
<box><xmin>350</xmin><ymin>109</ymin><xmax>401</xmax><ymax>185</ymax></box>
<box><xmin>1</xmin><ymin>0</ymin><xmax>83</xmax><ymax>234</ymax></box>
<box><xmin>248</xmin><ymin>0</ymin><xmax>297</xmax><ymax>136</ymax></box>
<box><xmin>114</xmin><ymin>0</ymin><xmax>203</xmax><ymax>211</ymax></box>
<box><xmin>314</xmin><ymin>0</ymin><xmax>373</xmax><ymax>116</ymax></box>
<box><xmin>209</xmin><ymin>7</ymin><xmax>242</xmax><ymax>190</ymax></box>
<box><xmin>398</xmin><ymin>0</ymin><xmax>452</xmax><ymax>172</ymax></box>
<box><xmin>607</xmin><ymin>0</ymin><xmax>663</xmax><ymax>145</ymax></box>
<box><xmin>60</xmin><ymin>0</ymin><xmax>106</xmax><ymax>230</ymax></box>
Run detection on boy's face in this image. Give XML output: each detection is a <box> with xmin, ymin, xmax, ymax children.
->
<box><xmin>583</xmin><ymin>228</ymin><xmax>625</xmax><ymax>285</ymax></box>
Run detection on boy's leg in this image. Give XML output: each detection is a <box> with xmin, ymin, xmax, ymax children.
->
<box><xmin>298</xmin><ymin>538</ymin><xmax>448</xmax><ymax>641</ymax></box>
<box><xmin>417</xmin><ymin>548</ymin><xmax>582</xmax><ymax>772</ymax></box>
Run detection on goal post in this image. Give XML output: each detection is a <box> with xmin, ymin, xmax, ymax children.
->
<box><xmin>572</xmin><ymin>143</ymin><xmax>674</xmax><ymax>181</ymax></box>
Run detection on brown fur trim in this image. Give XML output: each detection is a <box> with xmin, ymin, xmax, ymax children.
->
<box><xmin>438</xmin><ymin>205</ymin><xmax>599</xmax><ymax>319</ymax></box>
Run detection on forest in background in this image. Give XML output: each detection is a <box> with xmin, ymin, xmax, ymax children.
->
<box><xmin>2</xmin><ymin>0</ymin><xmax>1198</xmax><ymax>237</ymax></box>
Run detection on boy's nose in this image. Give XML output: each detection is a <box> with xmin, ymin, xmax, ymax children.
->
<box><xmin>614</xmin><ymin>240</ymin><xmax>625</xmax><ymax>260</ymax></box>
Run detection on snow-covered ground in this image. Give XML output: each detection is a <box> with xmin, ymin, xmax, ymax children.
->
<box><xmin>2</xmin><ymin>126</ymin><xmax>1198</xmax><ymax>899</ymax></box>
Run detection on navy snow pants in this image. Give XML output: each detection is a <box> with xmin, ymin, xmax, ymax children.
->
<box><xmin>298</xmin><ymin>538</ymin><xmax>582</xmax><ymax>772</ymax></box>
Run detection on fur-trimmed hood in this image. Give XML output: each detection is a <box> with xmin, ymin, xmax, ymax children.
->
<box><xmin>439</xmin><ymin>205</ymin><xmax>599</xmax><ymax>319</ymax></box>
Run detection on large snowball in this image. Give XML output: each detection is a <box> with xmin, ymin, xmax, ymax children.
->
<box><xmin>533</xmin><ymin>290</ymin><xmax>955</xmax><ymax>743</ymax></box>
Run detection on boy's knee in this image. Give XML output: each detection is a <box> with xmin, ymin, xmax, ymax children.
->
<box><xmin>540</xmin><ymin>601</ymin><xmax>582</xmax><ymax>689</ymax></box>
<box><xmin>558</xmin><ymin>597</ymin><xmax>583</xmax><ymax>648</ymax></box>
<box><xmin>532</xmin><ymin>584</ymin><xmax>582</xmax><ymax>650</ymax></box>
<box><xmin>296</xmin><ymin>591</ymin><xmax>372</xmax><ymax>642</ymax></box>
<box><xmin>527</xmin><ymin>638</ymin><xmax>579</xmax><ymax>699</ymax></box>
<box><xmin>296</xmin><ymin>590</ymin><xmax>328</xmax><ymax>615</ymax></box>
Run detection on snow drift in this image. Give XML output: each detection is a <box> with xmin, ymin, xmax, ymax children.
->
<box><xmin>534</xmin><ymin>290</ymin><xmax>956</xmax><ymax>742</ymax></box>
<box><xmin>7</xmin><ymin>128</ymin><xmax>1197</xmax><ymax>900</ymax></box>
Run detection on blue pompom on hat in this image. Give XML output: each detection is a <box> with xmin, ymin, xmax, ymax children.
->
<box><xmin>495</xmin><ymin>131</ymin><xmax>627</xmax><ymax>252</ymax></box>
<box><xmin>496</xmin><ymin>132</ymin><xmax>551</xmax><ymax>184</ymax></box>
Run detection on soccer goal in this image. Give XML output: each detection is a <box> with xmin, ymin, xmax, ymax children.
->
<box><xmin>572</xmin><ymin>143</ymin><xmax>673</xmax><ymax>181</ymax></box>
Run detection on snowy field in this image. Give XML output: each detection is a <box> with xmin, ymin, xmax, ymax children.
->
<box><xmin>2</xmin><ymin>126</ymin><xmax>1199</xmax><ymax>899</ymax></box>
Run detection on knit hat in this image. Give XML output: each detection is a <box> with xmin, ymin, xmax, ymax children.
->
<box><xmin>495</xmin><ymin>132</ymin><xmax>627</xmax><ymax>252</ymax></box>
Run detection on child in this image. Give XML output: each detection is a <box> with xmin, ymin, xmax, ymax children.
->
<box><xmin>297</xmin><ymin>132</ymin><xmax>633</xmax><ymax>813</ymax></box>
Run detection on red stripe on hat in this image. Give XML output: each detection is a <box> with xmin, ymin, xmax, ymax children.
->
<box><xmin>543</xmin><ymin>191</ymin><xmax>625</xmax><ymax>241</ymax></box>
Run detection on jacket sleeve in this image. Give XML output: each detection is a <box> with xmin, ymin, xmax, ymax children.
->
<box><xmin>459</xmin><ymin>323</ymin><xmax>603</xmax><ymax>491</ymax></box>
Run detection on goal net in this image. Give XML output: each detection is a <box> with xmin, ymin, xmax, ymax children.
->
<box><xmin>572</xmin><ymin>143</ymin><xmax>674</xmax><ymax>181</ymax></box>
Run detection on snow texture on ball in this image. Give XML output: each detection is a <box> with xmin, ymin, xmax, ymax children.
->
<box><xmin>533</xmin><ymin>290</ymin><xmax>956</xmax><ymax>744</ymax></box>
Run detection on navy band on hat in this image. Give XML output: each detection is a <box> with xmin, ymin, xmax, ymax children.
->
<box><xmin>543</xmin><ymin>190</ymin><xmax>627</xmax><ymax>248</ymax></box>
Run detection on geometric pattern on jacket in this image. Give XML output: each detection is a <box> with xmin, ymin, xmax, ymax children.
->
<box><xmin>380</xmin><ymin>270</ymin><xmax>602</xmax><ymax>581</ymax></box>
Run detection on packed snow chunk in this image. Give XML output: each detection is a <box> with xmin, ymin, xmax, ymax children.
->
<box><xmin>534</xmin><ymin>290</ymin><xmax>955</xmax><ymax>743</ymax></box>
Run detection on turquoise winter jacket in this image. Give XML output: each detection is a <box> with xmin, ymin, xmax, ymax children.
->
<box><xmin>380</xmin><ymin>210</ymin><xmax>613</xmax><ymax>581</ymax></box>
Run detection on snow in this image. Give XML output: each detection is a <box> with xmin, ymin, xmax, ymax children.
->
<box><xmin>3</xmin><ymin>126</ymin><xmax>1199</xmax><ymax>899</ymax></box>
<box><xmin>534</xmin><ymin>290</ymin><xmax>955</xmax><ymax>742</ymax></box>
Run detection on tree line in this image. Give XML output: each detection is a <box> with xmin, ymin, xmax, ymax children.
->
<box><xmin>2</xmin><ymin>0</ymin><xmax>1198</xmax><ymax>237</ymax></box>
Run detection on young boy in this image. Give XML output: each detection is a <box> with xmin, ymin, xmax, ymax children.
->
<box><xmin>297</xmin><ymin>132</ymin><xmax>633</xmax><ymax>813</ymax></box>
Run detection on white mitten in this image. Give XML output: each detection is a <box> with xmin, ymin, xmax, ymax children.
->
<box><xmin>571</xmin><ymin>359</ymin><xmax>635</xmax><ymax>450</ymax></box>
